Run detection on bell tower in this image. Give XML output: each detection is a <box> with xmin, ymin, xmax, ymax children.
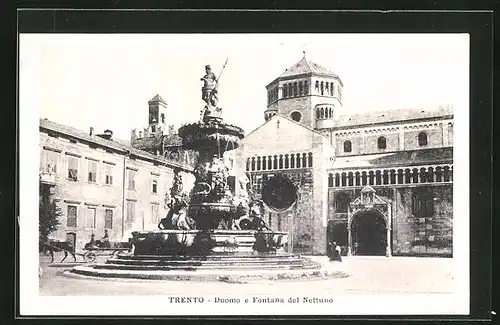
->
<box><xmin>148</xmin><ymin>94</ymin><xmax>167</xmax><ymax>135</ymax></box>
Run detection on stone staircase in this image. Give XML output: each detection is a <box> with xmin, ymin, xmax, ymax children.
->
<box><xmin>67</xmin><ymin>253</ymin><xmax>347</xmax><ymax>282</ymax></box>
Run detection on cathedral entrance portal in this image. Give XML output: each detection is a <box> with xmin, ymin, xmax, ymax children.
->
<box><xmin>351</xmin><ymin>211</ymin><xmax>387</xmax><ymax>256</ymax></box>
<box><xmin>347</xmin><ymin>186</ymin><xmax>392</xmax><ymax>257</ymax></box>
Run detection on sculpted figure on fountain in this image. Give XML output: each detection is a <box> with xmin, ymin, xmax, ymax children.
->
<box><xmin>158</xmin><ymin>170</ymin><xmax>195</xmax><ymax>230</ymax></box>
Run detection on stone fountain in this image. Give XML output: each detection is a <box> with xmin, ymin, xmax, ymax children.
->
<box><xmin>68</xmin><ymin>64</ymin><xmax>345</xmax><ymax>282</ymax></box>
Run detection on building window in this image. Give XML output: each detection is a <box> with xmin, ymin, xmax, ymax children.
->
<box><xmin>67</xmin><ymin>205</ymin><xmax>77</xmax><ymax>227</ymax></box>
<box><xmin>151</xmin><ymin>125</ymin><xmax>156</xmax><ymax>133</ymax></box>
<box><xmin>343</xmin><ymin>140</ymin><xmax>352</xmax><ymax>153</ymax></box>
<box><xmin>128</xmin><ymin>169</ymin><xmax>136</xmax><ymax>190</ymax></box>
<box><xmin>315</xmin><ymin>80</ymin><xmax>319</xmax><ymax>91</ymax></box>
<box><xmin>299</xmin><ymin>81</ymin><xmax>303</xmax><ymax>95</ymax></box>
<box><xmin>288</xmin><ymin>84</ymin><xmax>292</xmax><ymax>97</ymax></box>
<box><xmin>85</xmin><ymin>207</ymin><xmax>96</xmax><ymax>228</ymax></box>
<box><xmin>290</xmin><ymin>111</ymin><xmax>302</xmax><ymax>122</ymax></box>
<box><xmin>320</xmin><ymin>81</ymin><xmax>324</xmax><ymax>95</ymax></box>
<box><xmin>104</xmin><ymin>209</ymin><xmax>113</xmax><ymax>229</ymax></box>
<box><xmin>67</xmin><ymin>156</ymin><xmax>79</xmax><ymax>181</ymax></box>
<box><xmin>42</xmin><ymin>149</ymin><xmax>58</xmax><ymax>173</ymax></box>
<box><xmin>151</xmin><ymin>204</ymin><xmax>160</xmax><ymax>224</ymax></box>
<box><xmin>418</xmin><ymin>132</ymin><xmax>428</xmax><ymax>146</ymax></box>
<box><xmin>104</xmin><ymin>163</ymin><xmax>113</xmax><ymax>185</ymax></box>
<box><xmin>152</xmin><ymin>180</ymin><xmax>158</xmax><ymax>194</ymax></box>
<box><xmin>377</xmin><ymin>136</ymin><xmax>387</xmax><ymax>150</ymax></box>
<box><xmin>293</xmin><ymin>82</ymin><xmax>298</xmax><ymax>97</ymax></box>
<box><xmin>304</xmin><ymin>80</ymin><xmax>309</xmax><ymax>95</ymax></box>
<box><xmin>283</xmin><ymin>85</ymin><xmax>288</xmax><ymax>98</ymax></box>
<box><xmin>87</xmin><ymin>160</ymin><xmax>97</xmax><ymax>183</ymax></box>
<box><xmin>330</xmin><ymin>83</ymin><xmax>334</xmax><ymax>95</ymax></box>
<box><xmin>126</xmin><ymin>200</ymin><xmax>136</xmax><ymax>222</ymax></box>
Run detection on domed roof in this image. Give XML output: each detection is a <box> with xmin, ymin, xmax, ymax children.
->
<box><xmin>279</xmin><ymin>56</ymin><xmax>340</xmax><ymax>80</ymax></box>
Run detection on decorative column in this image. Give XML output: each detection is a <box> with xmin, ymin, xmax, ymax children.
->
<box><xmin>442</xmin><ymin>123</ymin><xmax>448</xmax><ymax>146</ymax></box>
<box><xmin>399</xmin><ymin>129</ymin><xmax>405</xmax><ymax>150</ymax></box>
<box><xmin>347</xmin><ymin>207</ymin><xmax>352</xmax><ymax>256</ymax></box>
<box><xmin>386</xmin><ymin>204</ymin><xmax>392</xmax><ymax>257</ymax></box>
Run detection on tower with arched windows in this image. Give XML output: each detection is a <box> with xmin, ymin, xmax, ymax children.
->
<box><xmin>264</xmin><ymin>53</ymin><xmax>343</xmax><ymax>129</ymax></box>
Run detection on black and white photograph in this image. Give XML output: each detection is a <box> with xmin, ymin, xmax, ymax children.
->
<box><xmin>19</xmin><ymin>32</ymin><xmax>470</xmax><ymax>316</ymax></box>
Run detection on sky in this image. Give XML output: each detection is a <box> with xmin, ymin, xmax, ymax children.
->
<box><xmin>20</xmin><ymin>33</ymin><xmax>469</xmax><ymax>141</ymax></box>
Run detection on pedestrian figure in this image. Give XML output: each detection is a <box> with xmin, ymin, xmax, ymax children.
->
<box><xmin>327</xmin><ymin>240</ymin><xmax>336</xmax><ymax>261</ymax></box>
<box><xmin>335</xmin><ymin>242</ymin><xmax>342</xmax><ymax>262</ymax></box>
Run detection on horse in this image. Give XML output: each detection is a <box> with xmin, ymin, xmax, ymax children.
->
<box><xmin>43</xmin><ymin>240</ymin><xmax>77</xmax><ymax>263</ymax></box>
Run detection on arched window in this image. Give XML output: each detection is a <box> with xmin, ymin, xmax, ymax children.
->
<box><xmin>246</xmin><ymin>158</ymin><xmax>250</xmax><ymax>171</ymax></box>
<box><xmin>343</xmin><ymin>140</ymin><xmax>352</xmax><ymax>153</ymax></box>
<box><xmin>315</xmin><ymin>80</ymin><xmax>319</xmax><ymax>91</ymax></box>
<box><xmin>283</xmin><ymin>85</ymin><xmax>288</xmax><ymax>98</ymax></box>
<box><xmin>290</xmin><ymin>154</ymin><xmax>295</xmax><ymax>168</ymax></box>
<box><xmin>320</xmin><ymin>81</ymin><xmax>324</xmax><ymax>95</ymax></box>
<box><xmin>304</xmin><ymin>80</ymin><xmax>309</xmax><ymax>94</ymax></box>
<box><xmin>328</xmin><ymin>173</ymin><xmax>334</xmax><ymax>187</ymax></box>
<box><xmin>251</xmin><ymin>157</ymin><xmax>256</xmax><ymax>171</ymax></box>
<box><xmin>299</xmin><ymin>81</ymin><xmax>303</xmax><ymax>96</ymax></box>
<box><xmin>293</xmin><ymin>82</ymin><xmax>298</xmax><ymax>97</ymax></box>
<box><xmin>273</xmin><ymin>155</ymin><xmax>278</xmax><ymax>169</ymax></box>
<box><xmin>316</xmin><ymin>107</ymin><xmax>320</xmax><ymax>119</ymax></box>
<box><xmin>308</xmin><ymin>152</ymin><xmax>313</xmax><ymax>167</ymax></box>
<box><xmin>296</xmin><ymin>153</ymin><xmax>301</xmax><ymax>168</ymax></box>
<box><xmin>278</xmin><ymin>155</ymin><xmax>283</xmax><ymax>169</ymax></box>
<box><xmin>377</xmin><ymin>136</ymin><xmax>387</xmax><ymax>150</ymax></box>
<box><xmin>334</xmin><ymin>173</ymin><xmax>340</xmax><ymax>187</ymax></box>
<box><xmin>320</xmin><ymin>107</ymin><xmax>324</xmax><ymax>118</ymax></box>
<box><xmin>288</xmin><ymin>84</ymin><xmax>292</xmax><ymax>97</ymax></box>
<box><xmin>262</xmin><ymin>156</ymin><xmax>267</xmax><ymax>170</ymax></box>
<box><xmin>302</xmin><ymin>153</ymin><xmax>307</xmax><ymax>167</ymax></box>
<box><xmin>325</xmin><ymin>82</ymin><xmax>329</xmax><ymax>94</ymax></box>
<box><xmin>256</xmin><ymin>156</ymin><xmax>261</xmax><ymax>170</ymax></box>
<box><xmin>330</xmin><ymin>83</ymin><xmax>334</xmax><ymax>95</ymax></box>
<box><xmin>284</xmin><ymin>154</ymin><xmax>289</xmax><ymax>168</ymax></box>
<box><xmin>418</xmin><ymin>132</ymin><xmax>428</xmax><ymax>146</ymax></box>
<box><xmin>355</xmin><ymin>172</ymin><xmax>361</xmax><ymax>186</ymax></box>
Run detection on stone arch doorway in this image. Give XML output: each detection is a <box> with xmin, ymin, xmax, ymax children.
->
<box><xmin>351</xmin><ymin>210</ymin><xmax>387</xmax><ymax>256</ymax></box>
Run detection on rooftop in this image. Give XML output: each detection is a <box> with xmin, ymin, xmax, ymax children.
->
<box><xmin>330</xmin><ymin>147</ymin><xmax>453</xmax><ymax>170</ymax></box>
<box><xmin>335</xmin><ymin>105</ymin><xmax>454</xmax><ymax>129</ymax></box>
<box><xmin>277</xmin><ymin>55</ymin><xmax>342</xmax><ymax>82</ymax></box>
<box><xmin>39</xmin><ymin>118</ymin><xmax>192</xmax><ymax>171</ymax></box>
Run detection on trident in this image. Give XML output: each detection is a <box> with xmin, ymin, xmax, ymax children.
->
<box><xmin>213</xmin><ymin>57</ymin><xmax>229</xmax><ymax>90</ymax></box>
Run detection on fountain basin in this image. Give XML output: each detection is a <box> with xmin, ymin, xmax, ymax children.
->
<box><xmin>131</xmin><ymin>230</ymin><xmax>288</xmax><ymax>256</ymax></box>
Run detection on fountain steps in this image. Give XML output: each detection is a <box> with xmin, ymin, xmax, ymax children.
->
<box><xmin>91</xmin><ymin>262</ymin><xmax>318</xmax><ymax>271</ymax></box>
<box><xmin>106</xmin><ymin>259</ymin><xmax>303</xmax><ymax>266</ymax></box>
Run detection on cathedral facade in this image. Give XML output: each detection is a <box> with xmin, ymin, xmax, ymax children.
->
<box><xmin>232</xmin><ymin>55</ymin><xmax>453</xmax><ymax>257</ymax></box>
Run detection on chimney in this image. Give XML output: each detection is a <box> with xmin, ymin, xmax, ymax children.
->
<box><xmin>89</xmin><ymin>127</ymin><xmax>94</xmax><ymax>136</ymax></box>
<box><xmin>104</xmin><ymin>129</ymin><xmax>113</xmax><ymax>140</ymax></box>
<box><xmin>96</xmin><ymin>129</ymin><xmax>114</xmax><ymax>141</ymax></box>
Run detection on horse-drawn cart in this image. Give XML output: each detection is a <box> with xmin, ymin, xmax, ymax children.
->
<box><xmin>43</xmin><ymin>241</ymin><xmax>132</xmax><ymax>264</ymax></box>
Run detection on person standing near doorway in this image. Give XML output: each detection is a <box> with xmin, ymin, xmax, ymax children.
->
<box><xmin>335</xmin><ymin>242</ymin><xmax>342</xmax><ymax>262</ymax></box>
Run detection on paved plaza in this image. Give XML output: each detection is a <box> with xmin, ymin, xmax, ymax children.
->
<box><xmin>39</xmin><ymin>254</ymin><xmax>454</xmax><ymax>296</ymax></box>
